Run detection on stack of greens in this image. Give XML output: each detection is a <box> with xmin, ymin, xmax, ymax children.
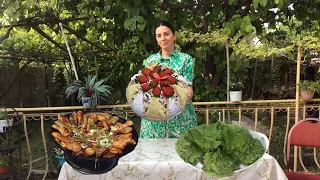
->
<box><xmin>175</xmin><ymin>122</ymin><xmax>265</xmax><ymax>178</ymax></box>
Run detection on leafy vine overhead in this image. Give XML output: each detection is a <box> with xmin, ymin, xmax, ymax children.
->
<box><xmin>178</xmin><ymin>29</ymin><xmax>320</xmax><ymax>60</ymax></box>
<box><xmin>1</xmin><ymin>0</ymin><xmax>319</xmax><ymax>60</ymax></box>
<box><xmin>0</xmin><ymin>0</ymin><xmax>320</xmax><ymax>104</ymax></box>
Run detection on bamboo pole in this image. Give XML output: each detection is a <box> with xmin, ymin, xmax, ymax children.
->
<box><xmin>222</xmin><ymin>108</ymin><xmax>225</xmax><ymax>123</ymax></box>
<box><xmin>294</xmin><ymin>46</ymin><xmax>302</xmax><ymax>171</ymax></box>
<box><xmin>3</xmin><ymin>99</ymin><xmax>320</xmax><ymax>113</ymax></box>
<box><xmin>226</xmin><ymin>39</ymin><xmax>231</xmax><ymax>122</ymax></box>
<box><xmin>254</xmin><ymin>108</ymin><xmax>258</xmax><ymax>131</ymax></box>
<box><xmin>238</xmin><ymin>106</ymin><xmax>242</xmax><ymax>125</ymax></box>
<box><xmin>226</xmin><ymin>39</ymin><xmax>230</xmax><ymax>101</ymax></box>
<box><xmin>269</xmin><ymin>107</ymin><xmax>274</xmax><ymax>154</ymax></box>
<box><xmin>59</xmin><ymin>22</ymin><xmax>79</xmax><ymax>80</ymax></box>
<box><xmin>206</xmin><ymin>109</ymin><xmax>209</xmax><ymax>124</ymax></box>
<box><xmin>23</xmin><ymin>114</ymin><xmax>32</xmax><ymax>180</ymax></box>
<box><xmin>284</xmin><ymin>107</ymin><xmax>290</xmax><ymax>166</ymax></box>
<box><xmin>40</xmin><ymin>115</ymin><xmax>49</xmax><ymax>180</ymax></box>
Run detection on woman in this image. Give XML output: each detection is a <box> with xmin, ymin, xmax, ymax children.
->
<box><xmin>140</xmin><ymin>21</ymin><xmax>197</xmax><ymax>138</ymax></box>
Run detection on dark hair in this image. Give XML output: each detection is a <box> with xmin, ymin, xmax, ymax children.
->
<box><xmin>154</xmin><ymin>21</ymin><xmax>175</xmax><ymax>35</ymax></box>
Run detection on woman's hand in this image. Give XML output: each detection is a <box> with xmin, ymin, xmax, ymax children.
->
<box><xmin>187</xmin><ymin>86</ymin><xmax>194</xmax><ymax>104</ymax></box>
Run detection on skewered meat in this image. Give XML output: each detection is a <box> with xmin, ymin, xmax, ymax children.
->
<box><xmin>52</xmin><ymin>124</ymin><xmax>68</xmax><ymax>136</ymax></box>
<box><xmin>52</xmin><ymin>132</ymin><xmax>71</xmax><ymax>142</ymax></box>
<box><xmin>110</xmin><ymin>120</ymin><xmax>133</xmax><ymax>134</ymax></box>
<box><xmin>67</xmin><ymin>142</ymin><xmax>82</xmax><ymax>154</ymax></box>
<box><xmin>108</xmin><ymin>116</ymin><xmax>119</xmax><ymax>125</ymax></box>
<box><xmin>97</xmin><ymin>113</ymin><xmax>110</xmax><ymax>130</ymax></box>
<box><xmin>107</xmin><ymin>132</ymin><xmax>136</xmax><ymax>155</ymax></box>
<box><xmin>77</xmin><ymin>111</ymin><xmax>83</xmax><ymax>126</ymax></box>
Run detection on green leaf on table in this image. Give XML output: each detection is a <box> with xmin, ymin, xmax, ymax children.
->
<box><xmin>175</xmin><ymin>131</ymin><xmax>204</xmax><ymax>165</ymax></box>
<box><xmin>202</xmin><ymin>150</ymin><xmax>238</xmax><ymax>178</ymax></box>
<box><xmin>240</xmin><ymin>138</ymin><xmax>265</xmax><ymax>165</ymax></box>
<box><xmin>189</xmin><ymin>124</ymin><xmax>222</xmax><ymax>152</ymax></box>
<box><xmin>176</xmin><ymin>122</ymin><xmax>266</xmax><ymax>178</ymax></box>
<box><xmin>222</xmin><ymin>125</ymin><xmax>251</xmax><ymax>160</ymax></box>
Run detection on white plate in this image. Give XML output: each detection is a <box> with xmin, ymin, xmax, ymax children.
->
<box><xmin>190</xmin><ymin>130</ymin><xmax>269</xmax><ymax>173</ymax></box>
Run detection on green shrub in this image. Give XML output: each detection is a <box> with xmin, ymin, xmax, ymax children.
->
<box><xmin>299</xmin><ymin>80</ymin><xmax>320</xmax><ymax>92</ymax></box>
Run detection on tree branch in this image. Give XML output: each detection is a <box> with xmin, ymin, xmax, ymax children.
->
<box><xmin>0</xmin><ymin>16</ymin><xmax>93</xmax><ymax>28</ymax></box>
<box><xmin>0</xmin><ymin>55</ymin><xmax>65</xmax><ymax>61</ymax></box>
<box><xmin>0</xmin><ymin>49</ymin><xmax>103</xmax><ymax>61</ymax></box>
<box><xmin>168</xmin><ymin>0</ymin><xmax>225</xmax><ymax>9</ymax></box>
<box><xmin>198</xmin><ymin>1</ymin><xmax>208</xmax><ymax>32</ymax></box>
<box><xmin>31</xmin><ymin>25</ymin><xmax>68</xmax><ymax>52</ymax></box>
<box><xmin>0</xmin><ymin>25</ymin><xmax>14</xmax><ymax>43</ymax></box>
<box><xmin>60</xmin><ymin>24</ymin><xmax>112</xmax><ymax>53</ymax></box>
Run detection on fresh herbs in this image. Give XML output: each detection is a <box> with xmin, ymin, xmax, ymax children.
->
<box><xmin>175</xmin><ymin>122</ymin><xmax>265</xmax><ymax>178</ymax></box>
<box><xmin>71</xmin><ymin>128</ymin><xmax>113</xmax><ymax>148</ymax></box>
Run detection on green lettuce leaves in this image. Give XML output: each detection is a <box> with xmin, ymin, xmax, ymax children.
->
<box><xmin>175</xmin><ymin>122</ymin><xmax>265</xmax><ymax>178</ymax></box>
<box><xmin>175</xmin><ymin>130</ymin><xmax>204</xmax><ymax>165</ymax></box>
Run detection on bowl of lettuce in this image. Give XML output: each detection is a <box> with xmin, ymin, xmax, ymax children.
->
<box><xmin>175</xmin><ymin>122</ymin><xmax>268</xmax><ymax>178</ymax></box>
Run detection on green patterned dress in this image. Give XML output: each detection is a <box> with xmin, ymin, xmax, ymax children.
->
<box><xmin>140</xmin><ymin>49</ymin><xmax>197</xmax><ymax>138</ymax></box>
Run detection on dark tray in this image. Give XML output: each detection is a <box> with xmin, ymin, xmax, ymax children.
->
<box><xmin>50</xmin><ymin>111</ymin><xmax>139</xmax><ymax>174</ymax></box>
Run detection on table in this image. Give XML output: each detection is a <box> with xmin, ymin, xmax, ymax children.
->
<box><xmin>58</xmin><ymin>138</ymin><xmax>288</xmax><ymax>180</ymax></box>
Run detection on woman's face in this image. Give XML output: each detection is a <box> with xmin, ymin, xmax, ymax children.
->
<box><xmin>155</xmin><ymin>25</ymin><xmax>176</xmax><ymax>52</ymax></box>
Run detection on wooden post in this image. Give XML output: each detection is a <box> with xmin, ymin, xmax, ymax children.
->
<box><xmin>294</xmin><ymin>46</ymin><xmax>302</xmax><ymax>171</ymax></box>
<box><xmin>226</xmin><ymin>39</ymin><xmax>231</xmax><ymax>122</ymax></box>
<box><xmin>270</xmin><ymin>55</ymin><xmax>274</xmax><ymax>87</ymax></box>
<box><xmin>206</xmin><ymin>109</ymin><xmax>209</xmax><ymax>124</ymax></box>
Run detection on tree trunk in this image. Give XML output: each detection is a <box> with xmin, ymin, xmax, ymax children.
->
<box><xmin>251</xmin><ymin>60</ymin><xmax>258</xmax><ymax>99</ymax></box>
<box><xmin>43</xmin><ymin>61</ymin><xmax>50</xmax><ymax>107</ymax></box>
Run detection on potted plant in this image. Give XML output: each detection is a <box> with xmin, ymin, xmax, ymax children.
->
<box><xmin>0</xmin><ymin>155</ymin><xmax>10</xmax><ymax>176</ymax></box>
<box><xmin>54</xmin><ymin>147</ymin><xmax>65</xmax><ymax>167</ymax></box>
<box><xmin>0</xmin><ymin>111</ymin><xmax>13</xmax><ymax>133</ymax></box>
<box><xmin>229</xmin><ymin>81</ymin><xmax>244</xmax><ymax>102</ymax></box>
<box><xmin>0</xmin><ymin>140</ymin><xmax>16</xmax><ymax>177</ymax></box>
<box><xmin>65</xmin><ymin>74</ymin><xmax>112</xmax><ymax>108</ymax></box>
<box><xmin>298</xmin><ymin>80</ymin><xmax>320</xmax><ymax>101</ymax></box>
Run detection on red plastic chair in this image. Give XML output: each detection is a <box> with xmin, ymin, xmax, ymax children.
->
<box><xmin>285</xmin><ymin>118</ymin><xmax>320</xmax><ymax>180</ymax></box>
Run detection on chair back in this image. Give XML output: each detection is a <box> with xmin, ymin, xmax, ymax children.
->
<box><xmin>286</xmin><ymin>118</ymin><xmax>320</xmax><ymax>170</ymax></box>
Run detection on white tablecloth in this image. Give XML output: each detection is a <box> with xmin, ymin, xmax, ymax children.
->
<box><xmin>58</xmin><ymin>138</ymin><xmax>288</xmax><ymax>180</ymax></box>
